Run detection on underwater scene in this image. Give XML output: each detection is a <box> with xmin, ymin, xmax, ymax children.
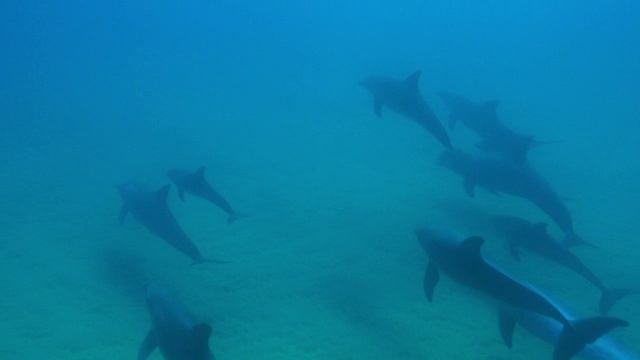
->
<box><xmin>1</xmin><ymin>1</ymin><xmax>639</xmax><ymax>359</ymax></box>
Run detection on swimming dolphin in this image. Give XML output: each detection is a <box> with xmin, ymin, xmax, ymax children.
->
<box><xmin>359</xmin><ymin>71</ymin><xmax>452</xmax><ymax>148</ymax></box>
<box><xmin>437</xmin><ymin>91</ymin><xmax>536</xmax><ymax>159</ymax></box>
<box><xmin>118</xmin><ymin>181</ymin><xmax>223</xmax><ymax>265</ymax></box>
<box><xmin>138</xmin><ymin>284</ymin><xmax>216</xmax><ymax>360</ymax></box>
<box><xmin>492</xmin><ymin>215</ymin><xmax>637</xmax><ymax>315</ymax></box>
<box><xmin>499</xmin><ymin>301</ymin><xmax>639</xmax><ymax>360</ymax></box>
<box><xmin>167</xmin><ymin>167</ymin><xmax>246</xmax><ymax>225</ymax></box>
<box><xmin>414</xmin><ymin>226</ymin><xmax>629</xmax><ymax>360</ymax></box>
<box><xmin>438</xmin><ymin>148</ymin><xmax>586</xmax><ymax>247</ymax></box>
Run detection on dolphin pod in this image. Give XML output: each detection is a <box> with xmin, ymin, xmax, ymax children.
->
<box><xmin>414</xmin><ymin>226</ymin><xmax>629</xmax><ymax>360</ymax></box>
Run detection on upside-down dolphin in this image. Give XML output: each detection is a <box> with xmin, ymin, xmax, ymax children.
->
<box><xmin>167</xmin><ymin>167</ymin><xmax>246</xmax><ymax>225</ymax></box>
<box><xmin>138</xmin><ymin>284</ymin><xmax>216</xmax><ymax>360</ymax></box>
<box><xmin>359</xmin><ymin>71</ymin><xmax>452</xmax><ymax>148</ymax></box>
<box><xmin>118</xmin><ymin>181</ymin><xmax>224</xmax><ymax>265</ymax></box>
<box><xmin>414</xmin><ymin>226</ymin><xmax>629</xmax><ymax>360</ymax></box>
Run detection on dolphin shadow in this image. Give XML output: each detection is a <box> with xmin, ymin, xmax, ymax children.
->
<box><xmin>94</xmin><ymin>247</ymin><xmax>153</xmax><ymax>303</ymax></box>
<box><xmin>315</xmin><ymin>273</ymin><xmax>424</xmax><ymax>358</ymax></box>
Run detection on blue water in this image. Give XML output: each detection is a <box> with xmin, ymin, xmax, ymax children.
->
<box><xmin>1</xmin><ymin>1</ymin><xmax>639</xmax><ymax>359</ymax></box>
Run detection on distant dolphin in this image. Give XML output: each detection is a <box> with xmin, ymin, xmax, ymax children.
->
<box><xmin>492</xmin><ymin>215</ymin><xmax>637</xmax><ymax>315</ymax></box>
<box><xmin>359</xmin><ymin>71</ymin><xmax>452</xmax><ymax>148</ymax></box>
<box><xmin>138</xmin><ymin>284</ymin><xmax>216</xmax><ymax>360</ymax></box>
<box><xmin>438</xmin><ymin>148</ymin><xmax>586</xmax><ymax>247</ymax></box>
<box><xmin>118</xmin><ymin>181</ymin><xmax>224</xmax><ymax>265</ymax></box>
<box><xmin>414</xmin><ymin>226</ymin><xmax>629</xmax><ymax>360</ymax></box>
<box><xmin>437</xmin><ymin>91</ymin><xmax>536</xmax><ymax>158</ymax></box>
<box><xmin>167</xmin><ymin>167</ymin><xmax>246</xmax><ymax>225</ymax></box>
<box><xmin>499</xmin><ymin>301</ymin><xmax>639</xmax><ymax>360</ymax></box>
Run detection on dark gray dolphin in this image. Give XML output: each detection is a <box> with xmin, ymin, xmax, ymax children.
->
<box><xmin>359</xmin><ymin>71</ymin><xmax>452</xmax><ymax>148</ymax></box>
<box><xmin>414</xmin><ymin>226</ymin><xmax>629</xmax><ymax>360</ymax></box>
<box><xmin>167</xmin><ymin>167</ymin><xmax>246</xmax><ymax>225</ymax></box>
<box><xmin>437</xmin><ymin>91</ymin><xmax>535</xmax><ymax>159</ymax></box>
<box><xmin>438</xmin><ymin>148</ymin><xmax>586</xmax><ymax>247</ymax></box>
<box><xmin>118</xmin><ymin>181</ymin><xmax>223</xmax><ymax>265</ymax></box>
<box><xmin>138</xmin><ymin>284</ymin><xmax>216</xmax><ymax>360</ymax></box>
<box><xmin>499</xmin><ymin>301</ymin><xmax>639</xmax><ymax>360</ymax></box>
<box><xmin>493</xmin><ymin>215</ymin><xmax>637</xmax><ymax>315</ymax></box>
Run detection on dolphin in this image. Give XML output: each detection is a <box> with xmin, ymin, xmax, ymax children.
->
<box><xmin>414</xmin><ymin>226</ymin><xmax>629</xmax><ymax>360</ymax></box>
<box><xmin>138</xmin><ymin>284</ymin><xmax>216</xmax><ymax>360</ymax></box>
<box><xmin>436</xmin><ymin>91</ymin><xmax>536</xmax><ymax>159</ymax></box>
<box><xmin>359</xmin><ymin>71</ymin><xmax>452</xmax><ymax>148</ymax></box>
<box><xmin>167</xmin><ymin>167</ymin><xmax>246</xmax><ymax>225</ymax></box>
<box><xmin>118</xmin><ymin>181</ymin><xmax>223</xmax><ymax>265</ymax></box>
<box><xmin>499</xmin><ymin>301</ymin><xmax>639</xmax><ymax>360</ymax></box>
<box><xmin>492</xmin><ymin>215</ymin><xmax>637</xmax><ymax>315</ymax></box>
<box><xmin>437</xmin><ymin>148</ymin><xmax>586</xmax><ymax>247</ymax></box>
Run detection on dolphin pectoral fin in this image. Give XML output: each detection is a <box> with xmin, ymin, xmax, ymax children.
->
<box><xmin>177</xmin><ymin>185</ymin><xmax>186</xmax><ymax>201</ymax></box>
<box><xmin>463</xmin><ymin>177</ymin><xmax>475</xmax><ymax>198</ymax></box>
<box><xmin>555</xmin><ymin>317</ymin><xmax>629</xmax><ymax>360</ymax></box>
<box><xmin>423</xmin><ymin>261</ymin><xmax>439</xmax><ymax>302</ymax></box>
<box><xmin>119</xmin><ymin>204</ymin><xmax>129</xmax><ymax>225</ymax></box>
<box><xmin>498</xmin><ymin>309</ymin><xmax>516</xmax><ymax>349</ymax></box>
<box><xmin>195</xmin><ymin>166</ymin><xmax>206</xmax><ymax>178</ymax></box>
<box><xmin>137</xmin><ymin>329</ymin><xmax>157</xmax><ymax>360</ymax></box>
<box><xmin>404</xmin><ymin>70</ymin><xmax>422</xmax><ymax>92</ymax></box>
<box><xmin>600</xmin><ymin>288</ymin><xmax>640</xmax><ymax>315</ymax></box>
<box><xmin>373</xmin><ymin>97</ymin><xmax>382</xmax><ymax>118</ymax></box>
<box><xmin>508</xmin><ymin>242</ymin><xmax>521</xmax><ymax>262</ymax></box>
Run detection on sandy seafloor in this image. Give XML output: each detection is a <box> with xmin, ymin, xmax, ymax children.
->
<box><xmin>3</xmin><ymin>2</ymin><xmax>640</xmax><ymax>358</ymax></box>
<box><xmin>1</xmin><ymin>81</ymin><xmax>639</xmax><ymax>360</ymax></box>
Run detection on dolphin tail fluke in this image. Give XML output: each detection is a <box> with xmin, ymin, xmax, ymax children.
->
<box><xmin>600</xmin><ymin>288</ymin><xmax>640</xmax><ymax>315</ymax></box>
<box><xmin>554</xmin><ymin>316</ymin><xmax>629</xmax><ymax>360</ymax></box>
<box><xmin>562</xmin><ymin>232</ymin><xmax>596</xmax><ymax>249</ymax></box>
<box><xmin>227</xmin><ymin>212</ymin><xmax>249</xmax><ymax>225</ymax></box>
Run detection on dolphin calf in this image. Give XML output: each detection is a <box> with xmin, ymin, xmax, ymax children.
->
<box><xmin>167</xmin><ymin>167</ymin><xmax>246</xmax><ymax>225</ymax></box>
<box><xmin>499</xmin><ymin>302</ymin><xmax>639</xmax><ymax>360</ymax></box>
<box><xmin>492</xmin><ymin>215</ymin><xmax>637</xmax><ymax>315</ymax></box>
<box><xmin>438</xmin><ymin>148</ymin><xmax>585</xmax><ymax>247</ymax></box>
<box><xmin>118</xmin><ymin>181</ymin><xmax>223</xmax><ymax>265</ymax></box>
<box><xmin>437</xmin><ymin>91</ymin><xmax>536</xmax><ymax>159</ymax></box>
<box><xmin>359</xmin><ymin>71</ymin><xmax>452</xmax><ymax>148</ymax></box>
<box><xmin>414</xmin><ymin>226</ymin><xmax>629</xmax><ymax>360</ymax></box>
<box><xmin>138</xmin><ymin>284</ymin><xmax>216</xmax><ymax>360</ymax></box>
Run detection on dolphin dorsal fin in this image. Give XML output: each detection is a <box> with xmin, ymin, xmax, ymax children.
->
<box><xmin>531</xmin><ymin>222</ymin><xmax>548</xmax><ymax>235</ymax></box>
<box><xmin>195</xmin><ymin>166</ymin><xmax>206</xmax><ymax>178</ymax></box>
<box><xmin>405</xmin><ymin>71</ymin><xmax>422</xmax><ymax>91</ymax></box>
<box><xmin>482</xmin><ymin>99</ymin><xmax>500</xmax><ymax>116</ymax></box>
<box><xmin>156</xmin><ymin>184</ymin><xmax>171</xmax><ymax>204</ymax></box>
<box><xmin>460</xmin><ymin>236</ymin><xmax>484</xmax><ymax>258</ymax></box>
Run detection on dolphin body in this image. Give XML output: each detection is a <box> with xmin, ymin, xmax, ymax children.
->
<box><xmin>359</xmin><ymin>71</ymin><xmax>452</xmax><ymax>149</ymax></box>
<box><xmin>118</xmin><ymin>181</ymin><xmax>219</xmax><ymax>264</ymax></box>
<box><xmin>167</xmin><ymin>167</ymin><xmax>245</xmax><ymax>225</ymax></box>
<box><xmin>438</xmin><ymin>148</ymin><xmax>585</xmax><ymax>247</ymax></box>
<box><xmin>492</xmin><ymin>215</ymin><xmax>636</xmax><ymax>315</ymax></box>
<box><xmin>500</xmin><ymin>302</ymin><xmax>639</xmax><ymax>360</ymax></box>
<box><xmin>138</xmin><ymin>284</ymin><xmax>216</xmax><ymax>360</ymax></box>
<box><xmin>414</xmin><ymin>226</ymin><xmax>629</xmax><ymax>360</ymax></box>
<box><xmin>437</xmin><ymin>91</ymin><xmax>535</xmax><ymax>159</ymax></box>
